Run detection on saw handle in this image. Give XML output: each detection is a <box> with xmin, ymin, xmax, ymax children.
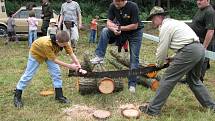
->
<box><xmin>157</xmin><ymin>63</ymin><xmax>169</xmax><ymax>70</ymax></box>
<box><xmin>76</xmin><ymin>68</ymin><xmax>87</xmax><ymax>75</ymax></box>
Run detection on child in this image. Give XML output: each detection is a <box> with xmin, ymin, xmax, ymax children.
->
<box><xmin>13</xmin><ymin>31</ymin><xmax>87</xmax><ymax>108</ymax></box>
<box><xmin>47</xmin><ymin>18</ymin><xmax>58</xmax><ymax>36</ymax></box>
<box><xmin>27</xmin><ymin>10</ymin><xmax>38</xmax><ymax>47</ymax></box>
<box><xmin>89</xmin><ymin>16</ymin><xmax>99</xmax><ymax>43</ymax></box>
<box><xmin>6</xmin><ymin>11</ymin><xmax>18</xmax><ymax>44</ymax></box>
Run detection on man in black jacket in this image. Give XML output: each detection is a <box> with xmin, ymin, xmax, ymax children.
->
<box><xmin>41</xmin><ymin>0</ymin><xmax>53</xmax><ymax>36</ymax></box>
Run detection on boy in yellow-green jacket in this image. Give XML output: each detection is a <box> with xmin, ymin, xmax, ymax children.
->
<box><xmin>14</xmin><ymin>31</ymin><xmax>86</xmax><ymax>108</ymax></box>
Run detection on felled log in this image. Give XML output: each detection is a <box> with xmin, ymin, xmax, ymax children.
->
<box><xmin>77</xmin><ymin>77</ymin><xmax>123</xmax><ymax>95</ymax></box>
<box><xmin>81</xmin><ymin>52</ymin><xmax>94</xmax><ymax>72</ymax></box>
<box><xmin>107</xmin><ymin>58</ymin><xmax>127</xmax><ymax>70</ymax></box>
<box><xmin>109</xmin><ymin>49</ymin><xmax>130</xmax><ymax>67</ymax></box>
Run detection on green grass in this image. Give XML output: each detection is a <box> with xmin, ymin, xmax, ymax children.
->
<box><xmin>0</xmin><ymin>33</ymin><xmax>215</xmax><ymax>121</ymax></box>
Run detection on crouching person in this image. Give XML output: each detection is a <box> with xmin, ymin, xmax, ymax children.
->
<box><xmin>139</xmin><ymin>6</ymin><xmax>215</xmax><ymax>116</ymax></box>
<box><xmin>14</xmin><ymin>31</ymin><xmax>86</xmax><ymax>108</ymax></box>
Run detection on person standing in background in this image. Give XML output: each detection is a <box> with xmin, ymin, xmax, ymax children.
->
<box><xmin>58</xmin><ymin>0</ymin><xmax>82</xmax><ymax>52</ymax></box>
<box><xmin>47</xmin><ymin>18</ymin><xmax>58</xmax><ymax>36</ymax></box>
<box><xmin>41</xmin><ymin>0</ymin><xmax>53</xmax><ymax>36</ymax></box>
<box><xmin>89</xmin><ymin>16</ymin><xmax>99</xmax><ymax>43</ymax></box>
<box><xmin>5</xmin><ymin>11</ymin><xmax>18</xmax><ymax>45</ymax></box>
<box><xmin>27</xmin><ymin>10</ymin><xmax>38</xmax><ymax>47</ymax></box>
<box><xmin>189</xmin><ymin>0</ymin><xmax>215</xmax><ymax>82</ymax></box>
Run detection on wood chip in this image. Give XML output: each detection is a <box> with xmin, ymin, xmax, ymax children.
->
<box><xmin>39</xmin><ymin>90</ymin><xmax>54</xmax><ymax>96</ymax></box>
<box><xmin>121</xmin><ymin>108</ymin><xmax>140</xmax><ymax>119</ymax></box>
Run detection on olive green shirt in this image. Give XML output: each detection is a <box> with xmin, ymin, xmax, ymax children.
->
<box><xmin>189</xmin><ymin>5</ymin><xmax>215</xmax><ymax>45</ymax></box>
<box><xmin>30</xmin><ymin>36</ymin><xmax>73</xmax><ymax>63</ymax></box>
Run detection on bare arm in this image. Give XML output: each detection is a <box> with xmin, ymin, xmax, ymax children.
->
<box><xmin>53</xmin><ymin>58</ymin><xmax>77</xmax><ymax>69</ymax></box>
<box><xmin>78</xmin><ymin>13</ymin><xmax>82</xmax><ymax>29</ymax></box>
<box><xmin>203</xmin><ymin>29</ymin><xmax>214</xmax><ymax>49</ymax></box>
<box><xmin>70</xmin><ymin>53</ymin><xmax>81</xmax><ymax>67</ymax></box>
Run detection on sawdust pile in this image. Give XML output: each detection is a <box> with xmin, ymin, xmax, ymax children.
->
<box><xmin>62</xmin><ymin>105</ymin><xmax>96</xmax><ymax>121</ymax></box>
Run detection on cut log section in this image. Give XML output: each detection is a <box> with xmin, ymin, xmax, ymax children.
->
<box><xmin>77</xmin><ymin>78</ymin><xmax>123</xmax><ymax>95</ymax></box>
<box><xmin>93</xmin><ymin>110</ymin><xmax>111</xmax><ymax>120</ymax></box>
<box><xmin>98</xmin><ymin>77</ymin><xmax>115</xmax><ymax>94</ymax></box>
<box><xmin>121</xmin><ymin>108</ymin><xmax>140</xmax><ymax>119</ymax></box>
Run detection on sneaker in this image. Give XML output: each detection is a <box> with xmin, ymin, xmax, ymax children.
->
<box><xmin>90</xmin><ymin>56</ymin><xmax>104</xmax><ymax>64</ymax></box>
<box><xmin>129</xmin><ymin>86</ymin><xmax>136</xmax><ymax>93</ymax></box>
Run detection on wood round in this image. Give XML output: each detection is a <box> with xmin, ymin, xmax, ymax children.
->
<box><xmin>93</xmin><ymin>110</ymin><xmax>111</xmax><ymax>120</ymax></box>
<box><xmin>39</xmin><ymin>90</ymin><xmax>54</xmax><ymax>96</ymax></box>
<box><xmin>121</xmin><ymin>108</ymin><xmax>140</xmax><ymax>119</ymax></box>
<box><xmin>98</xmin><ymin>77</ymin><xmax>115</xmax><ymax>94</ymax></box>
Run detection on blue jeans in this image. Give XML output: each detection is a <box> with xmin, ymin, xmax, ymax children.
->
<box><xmin>16</xmin><ymin>54</ymin><xmax>63</xmax><ymax>90</ymax></box>
<box><xmin>28</xmin><ymin>30</ymin><xmax>37</xmax><ymax>47</ymax></box>
<box><xmin>95</xmin><ymin>27</ymin><xmax>143</xmax><ymax>87</ymax></box>
<box><xmin>89</xmin><ymin>29</ymin><xmax>96</xmax><ymax>43</ymax></box>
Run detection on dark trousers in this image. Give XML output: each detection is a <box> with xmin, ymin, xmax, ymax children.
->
<box><xmin>200</xmin><ymin>44</ymin><xmax>215</xmax><ymax>82</ymax></box>
<box><xmin>41</xmin><ymin>20</ymin><xmax>50</xmax><ymax>36</ymax></box>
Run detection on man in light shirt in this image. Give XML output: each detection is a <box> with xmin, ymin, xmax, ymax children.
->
<box><xmin>58</xmin><ymin>0</ymin><xmax>82</xmax><ymax>51</ymax></box>
<box><xmin>139</xmin><ymin>6</ymin><xmax>215</xmax><ymax>116</ymax></box>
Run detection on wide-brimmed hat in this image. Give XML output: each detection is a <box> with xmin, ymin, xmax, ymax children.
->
<box><xmin>146</xmin><ymin>6</ymin><xmax>168</xmax><ymax>21</ymax></box>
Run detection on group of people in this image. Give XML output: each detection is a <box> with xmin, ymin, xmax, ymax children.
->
<box><xmin>12</xmin><ymin>0</ymin><xmax>215</xmax><ymax>117</ymax></box>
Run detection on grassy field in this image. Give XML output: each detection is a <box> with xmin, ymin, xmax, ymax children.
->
<box><xmin>0</xmin><ymin>33</ymin><xmax>215</xmax><ymax>121</ymax></box>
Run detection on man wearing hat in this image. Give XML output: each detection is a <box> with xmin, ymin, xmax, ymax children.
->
<box><xmin>139</xmin><ymin>6</ymin><xmax>215</xmax><ymax>116</ymax></box>
<box><xmin>90</xmin><ymin>0</ymin><xmax>144</xmax><ymax>93</ymax></box>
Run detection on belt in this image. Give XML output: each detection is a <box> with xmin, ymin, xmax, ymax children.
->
<box><xmin>177</xmin><ymin>41</ymin><xmax>200</xmax><ymax>52</ymax></box>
